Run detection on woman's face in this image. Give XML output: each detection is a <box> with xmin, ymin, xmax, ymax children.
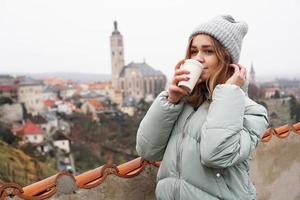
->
<box><xmin>189</xmin><ymin>34</ymin><xmax>220</xmax><ymax>82</ymax></box>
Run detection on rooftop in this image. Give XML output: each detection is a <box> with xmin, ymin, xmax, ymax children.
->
<box><xmin>44</xmin><ymin>99</ymin><xmax>56</xmax><ymax>108</ymax></box>
<box><xmin>0</xmin><ymin>85</ymin><xmax>17</xmax><ymax>91</ymax></box>
<box><xmin>13</xmin><ymin>120</ymin><xmax>44</xmax><ymax>136</ymax></box>
<box><xmin>0</xmin><ymin>75</ymin><xmax>15</xmax><ymax>86</ymax></box>
<box><xmin>119</xmin><ymin>61</ymin><xmax>164</xmax><ymax>77</ymax></box>
<box><xmin>17</xmin><ymin>77</ymin><xmax>43</xmax><ymax>87</ymax></box>
<box><xmin>87</xmin><ymin>99</ymin><xmax>105</xmax><ymax>111</ymax></box>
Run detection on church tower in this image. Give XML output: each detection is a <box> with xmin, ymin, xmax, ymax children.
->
<box><xmin>250</xmin><ymin>62</ymin><xmax>256</xmax><ymax>85</ymax></box>
<box><xmin>110</xmin><ymin>21</ymin><xmax>125</xmax><ymax>90</ymax></box>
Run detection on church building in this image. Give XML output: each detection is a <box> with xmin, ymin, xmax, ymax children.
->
<box><xmin>110</xmin><ymin>21</ymin><xmax>166</xmax><ymax>102</ymax></box>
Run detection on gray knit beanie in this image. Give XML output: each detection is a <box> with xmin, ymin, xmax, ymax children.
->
<box><xmin>189</xmin><ymin>15</ymin><xmax>248</xmax><ymax>63</ymax></box>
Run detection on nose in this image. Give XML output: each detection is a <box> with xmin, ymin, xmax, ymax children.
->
<box><xmin>194</xmin><ymin>52</ymin><xmax>204</xmax><ymax>63</ymax></box>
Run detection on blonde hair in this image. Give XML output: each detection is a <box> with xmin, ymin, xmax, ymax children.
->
<box><xmin>185</xmin><ymin>34</ymin><xmax>234</xmax><ymax>107</ymax></box>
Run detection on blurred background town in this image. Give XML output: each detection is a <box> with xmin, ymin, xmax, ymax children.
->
<box><xmin>0</xmin><ymin>1</ymin><xmax>299</xmax><ymax>199</ymax></box>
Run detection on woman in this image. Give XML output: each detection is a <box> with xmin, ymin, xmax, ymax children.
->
<box><xmin>136</xmin><ymin>15</ymin><xmax>269</xmax><ymax>200</ymax></box>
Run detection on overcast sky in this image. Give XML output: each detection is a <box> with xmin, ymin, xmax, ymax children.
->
<box><xmin>0</xmin><ymin>0</ymin><xmax>299</xmax><ymax>80</ymax></box>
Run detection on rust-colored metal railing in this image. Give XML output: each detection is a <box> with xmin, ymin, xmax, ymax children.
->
<box><xmin>261</xmin><ymin>122</ymin><xmax>300</xmax><ymax>142</ymax></box>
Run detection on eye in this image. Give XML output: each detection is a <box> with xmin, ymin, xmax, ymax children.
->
<box><xmin>190</xmin><ymin>50</ymin><xmax>198</xmax><ymax>56</ymax></box>
<box><xmin>204</xmin><ymin>49</ymin><xmax>214</xmax><ymax>55</ymax></box>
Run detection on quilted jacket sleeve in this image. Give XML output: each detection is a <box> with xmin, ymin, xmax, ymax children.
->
<box><xmin>136</xmin><ymin>91</ymin><xmax>184</xmax><ymax>161</ymax></box>
<box><xmin>200</xmin><ymin>84</ymin><xmax>269</xmax><ymax>168</ymax></box>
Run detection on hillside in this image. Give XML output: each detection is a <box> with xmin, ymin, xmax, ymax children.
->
<box><xmin>65</xmin><ymin>109</ymin><xmax>148</xmax><ymax>173</ymax></box>
<box><xmin>0</xmin><ymin>140</ymin><xmax>56</xmax><ymax>186</ymax></box>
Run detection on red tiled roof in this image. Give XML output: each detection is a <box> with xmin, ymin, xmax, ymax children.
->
<box><xmin>43</xmin><ymin>78</ymin><xmax>67</xmax><ymax>86</ymax></box>
<box><xmin>0</xmin><ymin>122</ymin><xmax>299</xmax><ymax>200</ymax></box>
<box><xmin>0</xmin><ymin>85</ymin><xmax>17</xmax><ymax>91</ymax></box>
<box><xmin>11</xmin><ymin>121</ymin><xmax>43</xmax><ymax>136</ymax></box>
<box><xmin>88</xmin><ymin>99</ymin><xmax>105</xmax><ymax>110</ymax></box>
<box><xmin>22</xmin><ymin>120</ymin><xmax>43</xmax><ymax>135</ymax></box>
<box><xmin>44</xmin><ymin>99</ymin><xmax>55</xmax><ymax>107</ymax></box>
<box><xmin>88</xmin><ymin>82</ymin><xmax>112</xmax><ymax>90</ymax></box>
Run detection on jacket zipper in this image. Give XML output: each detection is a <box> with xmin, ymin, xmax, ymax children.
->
<box><xmin>175</xmin><ymin>110</ymin><xmax>194</xmax><ymax>199</ymax></box>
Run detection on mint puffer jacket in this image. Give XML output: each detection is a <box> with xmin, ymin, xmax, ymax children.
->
<box><xmin>136</xmin><ymin>84</ymin><xmax>269</xmax><ymax>200</ymax></box>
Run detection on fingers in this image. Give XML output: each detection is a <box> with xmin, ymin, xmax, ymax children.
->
<box><xmin>169</xmin><ymin>84</ymin><xmax>189</xmax><ymax>96</ymax></box>
<box><xmin>237</xmin><ymin>64</ymin><xmax>247</xmax><ymax>79</ymax></box>
<box><xmin>229</xmin><ymin>64</ymin><xmax>240</xmax><ymax>74</ymax></box>
<box><xmin>230</xmin><ymin>64</ymin><xmax>247</xmax><ymax>79</ymax></box>
<box><xmin>172</xmin><ymin>60</ymin><xmax>190</xmax><ymax>85</ymax></box>
<box><xmin>226</xmin><ymin>64</ymin><xmax>247</xmax><ymax>87</ymax></box>
<box><xmin>172</xmin><ymin>74</ymin><xmax>189</xmax><ymax>85</ymax></box>
<box><xmin>174</xmin><ymin>59</ymin><xmax>185</xmax><ymax>70</ymax></box>
<box><xmin>175</xmin><ymin>69</ymin><xmax>190</xmax><ymax>76</ymax></box>
<box><xmin>240</xmin><ymin>67</ymin><xmax>246</xmax><ymax>78</ymax></box>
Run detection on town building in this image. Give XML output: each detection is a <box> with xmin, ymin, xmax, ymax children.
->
<box><xmin>17</xmin><ymin>77</ymin><xmax>45</xmax><ymax>114</ymax></box>
<box><xmin>43</xmin><ymin>85</ymin><xmax>59</xmax><ymax>100</ymax></box>
<box><xmin>88</xmin><ymin>82</ymin><xmax>114</xmax><ymax>98</ymax></box>
<box><xmin>43</xmin><ymin>77</ymin><xmax>74</xmax><ymax>86</ymax></box>
<box><xmin>0</xmin><ymin>75</ymin><xmax>17</xmax><ymax>101</ymax></box>
<box><xmin>12</xmin><ymin>120</ymin><xmax>44</xmax><ymax>144</ymax></box>
<box><xmin>59</xmin><ymin>85</ymin><xmax>77</xmax><ymax>100</ymax></box>
<box><xmin>53</xmin><ymin>132</ymin><xmax>71</xmax><ymax>154</ymax></box>
<box><xmin>264</xmin><ymin>87</ymin><xmax>281</xmax><ymax>99</ymax></box>
<box><xmin>0</xmin><ymin>103</ymin><xmax>23</xmax><ymax>123</ymax></box>
<box><xmin>81</xmin><ymin>99</ymin><xmax>105</xmax><ymax>121</ymax></box>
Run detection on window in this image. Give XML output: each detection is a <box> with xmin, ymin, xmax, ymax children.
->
<box><xmin>144</xmin><ymin>80</ymin><xmax>147</xmax><ymax>93</ymax></box>
<box><xmin>118</xmin><ymin>39</ymin><xmax>122</xmax><ymax>46</ymax></box>
<box><xmin>149</xmin><ymin>79</ymin><xmax>152</xmax><ymax>93</ymax></box>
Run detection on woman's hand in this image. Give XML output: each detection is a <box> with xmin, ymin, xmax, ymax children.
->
<box><xmin>167</xmin><ymin>60</ymin><xmax>190</xmax><ymax>104</ymax></box>
<box><xmin>225</xmin><ymin>64</ymin><xmax>246</xmax><ymax>88</ymax></box>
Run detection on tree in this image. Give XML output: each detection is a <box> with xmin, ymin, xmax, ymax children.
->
<box><xmin>273</xmin><ymin>90</ymin><xmax>280</xmax><ymax>99</ymax></box>
<box><xmin>295</xmin><ymin>104</ymin><xmax>300</xmax><ymax>122</ymax></box>
<box><xmin>288</xmin><ymin>95</ymin><xmax>297</xmax><ymax>119</ymax></box>
<box><xmin>0</xmin><ymin>97</ymin><xmax>13</xmax><ymax>105</ymax></box>
<box><xmin>0</xmin><ymin>122</ymin><xmax>18</xmax><ymax>145</ymax></box>
<box><xmin>248</xmin><ymin>83</ymin><xmax>259</xmax><ymax>100</ymax></box>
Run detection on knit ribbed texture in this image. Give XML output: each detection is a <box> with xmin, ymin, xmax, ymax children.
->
<box><xmin>189</xmin><ymin>15</ymin><xmax>248</xmax><ymax>63</ymax></box>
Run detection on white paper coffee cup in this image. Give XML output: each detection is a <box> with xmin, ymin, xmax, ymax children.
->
<box><xmin>178</xmin><ymin>59</ymin><xmax>203</xmax><ymax>93</ymax></box>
